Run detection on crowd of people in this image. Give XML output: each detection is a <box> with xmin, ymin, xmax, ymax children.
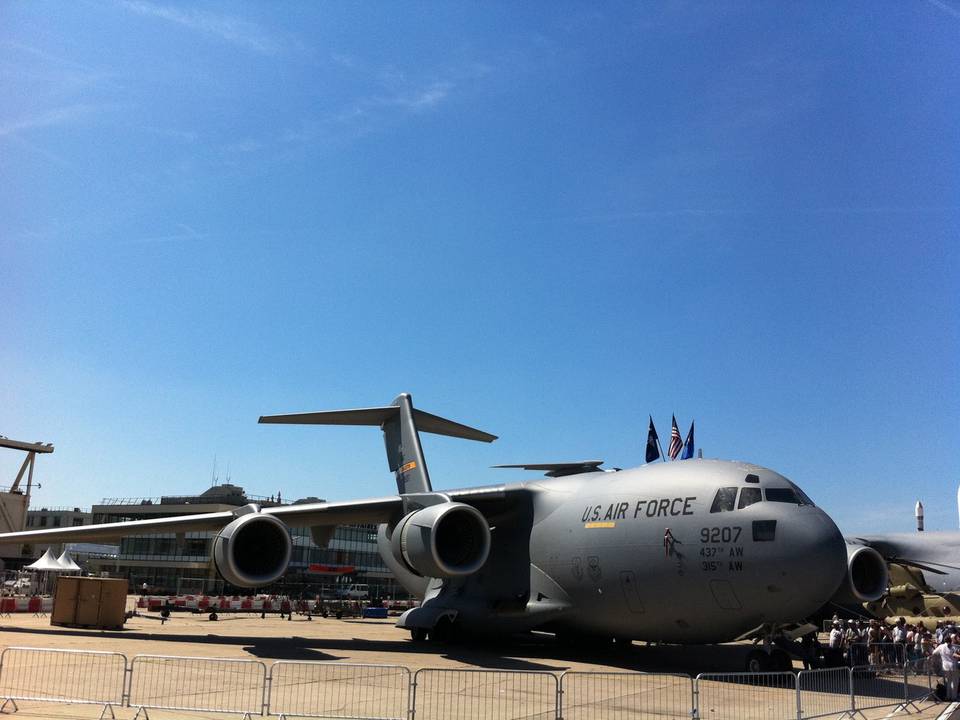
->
<box><xmin>826</xmin><ymin>617</ymin><xmax>960</xmax><ymax>699</ymax></box>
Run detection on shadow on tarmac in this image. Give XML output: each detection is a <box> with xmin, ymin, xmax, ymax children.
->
<box><xmin>0</xmin><ymin>620</ymin><xmax>771</xmax><ymax>674</ymax></box>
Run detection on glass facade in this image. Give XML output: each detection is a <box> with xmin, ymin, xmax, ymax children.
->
<box><xmin>87</xmin><ymin>486</ymin><xmax>407</xmax><ymax>598</ymax></box>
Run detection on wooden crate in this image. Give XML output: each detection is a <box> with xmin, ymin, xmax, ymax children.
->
<box><xmin>52</xmin><ymin>576</ymin><xmax>127</xmax><ymax>629</ymax></box>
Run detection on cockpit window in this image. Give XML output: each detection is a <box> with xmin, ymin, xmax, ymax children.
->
<box><xmin>765</xmin><ymin>487</ymin><xmax>801</xmax><ymax>504</ymax></box>
<box><xmin>710</xmin><ymin>487</ymin><xmax>737</xmax><ymax>513</ymax></box>
<box><xmin>738</xmin><ymin>487</ymin><xmax>762</xmax><ymax>509</ymax></box>
<box><xmin>791</xmin><ymin>483</ymin><xmax>815</xmax><ymax>506</ymax></box>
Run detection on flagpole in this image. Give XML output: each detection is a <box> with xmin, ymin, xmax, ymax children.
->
<box><xmin>657</xmin><ymin>433</ymin><xmax>667</xmax><ymax>462</ymax></box>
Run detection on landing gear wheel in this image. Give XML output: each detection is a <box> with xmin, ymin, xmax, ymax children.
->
<box><xmin>770</xmin><ymin>649</ymin><xmax>792</xmax><ymax>672</ymax></box>
<box><xmin>746</xmin><ymin>649</ymin><xmax>770</xmax><ymax>672</ymax></box>
<box><xmin>208</xmin><ymin>612</ymin><xmax>218</xmax><ymax>621</ymax></box>
<box><xmin>410</xmin><ymin>627</ymin><xmax>428</xmax><ymax>642</ymax></box>
<box><xmin>429</xmin><ymin>617</ymin><xmax>451</xmax><ymax>643</ymax></box>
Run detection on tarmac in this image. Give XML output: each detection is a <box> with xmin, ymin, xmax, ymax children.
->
<box><xmin>0</xmin><ymin>600</ymin><xmax>955</xmax><ymax>719</ymax></box>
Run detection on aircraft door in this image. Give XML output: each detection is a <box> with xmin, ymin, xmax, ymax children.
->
<box><xmin>619</xmin><ymin>571</ymin><xmax>645</xmax><ymax>613</ymax></box>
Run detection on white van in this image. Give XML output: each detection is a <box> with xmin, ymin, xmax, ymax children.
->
<box><xmin>339</xmin><ymin>583</ymin><xmax>369</xmax><ymax>599</ymax></box>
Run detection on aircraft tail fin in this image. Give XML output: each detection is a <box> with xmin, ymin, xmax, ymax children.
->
<box><xmin>259</xmin><ymin>393</ymin><xmax>497</xmax><ymax>495</ymax></box>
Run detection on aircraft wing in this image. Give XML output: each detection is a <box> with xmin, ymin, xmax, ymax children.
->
<box><xmin>851</xmin><ymin>533</ymin><xmax>960</xmax><ymax>574</ymax></box>
<box><xmin>0</xmin><ymin>484</ymin><xmax>522</xmax><ymax>545</ymax></box>
<box><xmin>848</xmin><ymin>532</ymin><xmax>960</xmax><ymax>592</ymax></box>
<box><xmin>0</xmin><ymin>496</ymin><xmax>404</xmax><ymax>544</ymax></box>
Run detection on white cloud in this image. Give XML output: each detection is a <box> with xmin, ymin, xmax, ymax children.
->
<box><xmin>0</xmin><ymin>104</ymin><xmax>101</xmax><ymax>138</ymax></box>
<box><xmin>141</xmin><ymin>126</ymin><xmax>198</xmax><ymax>143</ymax></box>
<box><xmin>927</xmin><ymin>0</ymin><xmax>960</xmax><ymax>20</ymax></box>
<box><xmin>222</xmin><ymin>138</ymin><xmax>261</xmax><ymax>154</ymax></box>
<box><xmin>119</xmin><ymin>0</ymin><xmax>281</xmax><ymax>55</ymax></box>
<box><xmin>123</xmin><ymin>223</ymin><xmax>206</xmax><ymax>245</ymax></box>
<box><xmin>387</xmin><ymin>81</ymin><xmax>454</xmax><ymax>111</ymax></box>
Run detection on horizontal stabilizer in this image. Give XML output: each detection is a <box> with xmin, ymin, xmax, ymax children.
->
<box><xmin>260</xmin><ymin>406</ymin><xmax>496</xmax><ymax>443</ymax></box>
<box><xmin>493</xmin><ymin>461</ymin><xmax>604</xmax><ymax>478</ymax></box>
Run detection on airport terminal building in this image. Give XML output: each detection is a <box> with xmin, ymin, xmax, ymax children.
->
<box><xmin>82</xmin><ymin>484</ymin><xmax>404</xmax><ymax>598</ymax></box>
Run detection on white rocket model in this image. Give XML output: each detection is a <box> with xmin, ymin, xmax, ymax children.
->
<box><xmin>916</xmin><ymin>500</ymin><xmax>924</xmax><ymax>532</ymax></box>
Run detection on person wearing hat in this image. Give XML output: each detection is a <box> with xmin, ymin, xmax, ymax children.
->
<box><xmin>851</xmin><ymin>620</ymin><xmax>868</xmax><ymax>666</ymax></box>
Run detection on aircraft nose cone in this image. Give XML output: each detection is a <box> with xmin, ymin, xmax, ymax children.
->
<box><xmin>765</xmin><ymin>509</ymin><xmax>847</xmax><ymax>620</ymax></box>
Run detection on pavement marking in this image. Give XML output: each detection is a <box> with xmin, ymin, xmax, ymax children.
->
<box><xmin>937</xmin><ymin>700</ymin><xmax>959</xmax><ymax>720</ymax></box>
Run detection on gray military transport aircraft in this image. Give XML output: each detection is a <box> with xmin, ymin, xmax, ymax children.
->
<box><xmin>0</xmin><ymin>394</ymin><xmax>891</xmax><ymax>670</ymax></box>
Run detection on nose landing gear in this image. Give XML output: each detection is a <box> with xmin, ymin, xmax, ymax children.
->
<box><xmin>745</xmin><ymin>647</ymin><xmax>792</xmax><ymax>672</ymax></box>
<box><xmin>744</xmin><ymin>624</ymin><xmax>797</xmax><ymax>672</ymax></box>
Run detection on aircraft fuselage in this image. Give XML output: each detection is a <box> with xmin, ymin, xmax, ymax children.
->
<box><xmin>389</xmin><ymin>459</ymin><xmax>848</xmax><ymax>643</ymax></box>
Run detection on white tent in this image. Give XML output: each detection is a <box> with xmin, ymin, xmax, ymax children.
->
<box><xmin>56</xmin><ymin>551</ymin><xmax>81</xmax><ymax>573</ymax></box>
<box><xmin>25</xmin><ymin>549</ymin><xmax>64</xmax><ymax>595</ymax></box>
<box><xmin>25</xmin><ymin>548</ymin><xmax>63</xmax><ymax>572</ymax></box>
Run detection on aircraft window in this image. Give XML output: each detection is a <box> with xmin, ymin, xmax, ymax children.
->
<box><xmin>765</xmin><ymin>488</ymin><xmax>801</xmax><ymax>504</ymax></box>
<box><xmin>744</xmin><ymin>473</ymin><xmax>760</xmax><ymax>483</ymax></box>
<box><xmin>738</xmin><ymin>487</ymin><xmax>762</xmax><ymax>509</ymax></box>
<box><xmin>710</xmin><ymin>487</ymin><xmax>737</xmax><ymax>513</ymax></box>
<box><xmin>753</xmin><ymin>520</ymin><xmax>777</xmax><ymax>541</ymax></box>
<box><xmin>790</xmin><ymin>483</ymin><xmax>815</xmax><ymax>506</ymax></box>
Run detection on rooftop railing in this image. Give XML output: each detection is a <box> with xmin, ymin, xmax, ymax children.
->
<box><xmin>98</xmin><ymin>493</ymin><xmax>281</xmax><ymax>507</ymax></box>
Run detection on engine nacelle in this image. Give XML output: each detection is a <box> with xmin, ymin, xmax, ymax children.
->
<box><xmin>213</xmin><ymin>510</ymin><xmax>292</xmax><ymax>588</ymax></box>
<box><xmin>390</xmin><ymin>502</ymin><xmax>490</xmax><ymax>578</ymax></box>
<box><xmin>833</xmin><ymin>543</ymin><xmax>889</xmax><ymax>604</ymax></box>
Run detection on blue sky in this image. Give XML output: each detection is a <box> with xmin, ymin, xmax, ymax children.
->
<box><xmin>1</xmin><ymin>2</ymin><xmax>957</xmax><ymax>534</ymax></box>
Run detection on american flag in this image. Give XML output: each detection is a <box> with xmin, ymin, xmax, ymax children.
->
<box><xmin>668</xmin><ymin>415</ymin><xmax>683</xmax><ymax>459</ymax></box>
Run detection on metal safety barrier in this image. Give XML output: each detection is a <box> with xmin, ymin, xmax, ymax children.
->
<box><xmin>559</xmin><ymin>671</ymin><xmax>694</xmax><ymax>719</ymax></box>
<box><xmin>850</xmin><ymin>663</ymin><xmax>909</xmax><ymax>713</ymax></box>
<box><xmin>696</xmin><ymin>671</ymin><xmax>797</xmax><ymax>720</ymax></box>
<box><xmin>266</xmin><ymin>661</ymin><xmax>410</xmax><ymax>719</ymax></box>
<box><xmin>0</xmin><ymin>646</ymin><xmax>127</xmax><ymax>718</ymax></box>
<box><xmin>412</xmin><ymin>667</ymin><xmax>558</xmax><ymax>720</ymax></box>
<box><xmin>0</xmin><ymin>645</ymin><xmax>947</xmax><ymax>720</ymax></box>
<box><xmin>796</xmin><ymin>667</ymin><xmax>852</xmax><ymax>720</ymax></box>
<box><xmin>128</xmin><ymin>654</ymin><xmax>267</xmax><ymax>718</ymax></box>
<box><xmin>905</xmin><ymin>656</ymin><xmax>938</xmax><ymax>705</ymax></box>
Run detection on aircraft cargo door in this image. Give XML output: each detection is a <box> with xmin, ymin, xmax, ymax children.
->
<box><xmin>619</xmin><ymin>571</ymin><xmax>645</xmax><ymax>613</ymax></box>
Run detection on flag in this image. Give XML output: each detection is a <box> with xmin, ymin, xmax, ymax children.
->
<box><xmin>668</xmin><ymin>415</ymin><xmax>683</xmax><ymax>460</ymax></box>
<box><xmin>681</xmin><ymin>420</ymin><xmax>695</xmax><ymax>460</ymax></box>
<box><xmin>645</xmin><ymin>416</ymin><xmax>660</xmax><ymax>463</ymax></box>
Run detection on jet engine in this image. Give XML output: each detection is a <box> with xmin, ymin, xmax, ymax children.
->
<box><xmin>835</xmin><ymin>543</ymin><xmax>889</xmax><ymax>603</ymax></box>
<box><xmin>390</xmin><ymin>502</ymin><xmax>490</xmax><ymax>578</ymax></box>
<box><xmin>213</xmin><ymin>511</ymin><xmax>292</xmax><ymax>588</ymax></box>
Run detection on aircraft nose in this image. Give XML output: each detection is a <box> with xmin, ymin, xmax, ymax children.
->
<box><xmin>764</xmin><ymin>509</ymin><xmax>847</xmax><ymax>619</ymax></box>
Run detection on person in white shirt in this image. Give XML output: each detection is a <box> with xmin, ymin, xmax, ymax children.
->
<box><xmin>828</xmin><ymin>622</ymin><xmax>844</xmax><ymax>665</ymax></box>
<box><xmin>829</xmin><ymin>623</ymin><xmax>843</xmax><ymax>649</ymax></box>
<box><xmin>933</xmin><ymin>633</ymin><xmax>960</xmax><ymax>701</ymax></box>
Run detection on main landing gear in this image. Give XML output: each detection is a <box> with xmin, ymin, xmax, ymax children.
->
<box><xmin>409</xmin><ymin>616</ymin><xmax>457</xmax><ymax>643</ymax></box>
